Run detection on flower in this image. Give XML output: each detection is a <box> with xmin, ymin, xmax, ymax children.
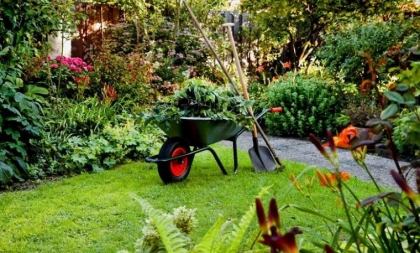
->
<box><xmin>50</xmin><ymin>63</ymin><xmax>59</xmax><ymax>69</ymax></box>
<box><xmin>102</xmin><ymin>85</ymin><xmax>118</xmax><ymax>104</ymax></box>
<box><xmin>282</xmin><ymin>61</ymin><xmax>292</xmax><ymax>69</ymax></box>
<box><xmin>256</xmin><ymin>198</ymin><xmax>302</xmax><ymax>253</ymax></box>
<box><xmin>322</xmin><ymin>125</ymin><xmax>358</xmax><ymax>149</ymax></box>
<box><xmin>256</xmin><ymin>65</ymin><xmax>264</xmax><ymax>72</ymax></box>
<box><xmin>316</xmin><ymin>170</ymin><xmax>351</xmax><ymax>188</ymax></box>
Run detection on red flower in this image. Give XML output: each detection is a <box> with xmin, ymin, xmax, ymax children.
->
<box><xmin>102</xmin><ymin>85</ymin><xmax>118</xmax><ymax>104</ymax></box>
<box><xmin>256</xmin><ymin>198</ymin><xmax>302</xmax><ymax>253</ymax></box>
<box><xmin>283</xmin><ymin>61</ymin><xmax>291</xmax><ymax>69</ymax></box>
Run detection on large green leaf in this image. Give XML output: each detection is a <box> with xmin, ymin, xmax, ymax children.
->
<box><xmin>383</xmin><ymin>91</ymin><xmax>404</xmax><ymax>103</ymax></box>
<box><xmin>380</xmin><ymin>104</ymin><xmax>398</xmax><ymax>120</ymax></box>
<box><xmin>25</xmin><ymin>85</ymin><xmax>49</xmax><ymax>101</ymax></box>
<box><xmin>402</xmin><ymin>92</ymin><xmax>416</xmax><ymax>105</ymax></box>
<box><xmin>0</xmin><ymin>161</ymin><xmax>14</xmax><ymax>184</ymax></box>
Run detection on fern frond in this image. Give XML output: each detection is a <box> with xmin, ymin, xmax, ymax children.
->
<box><xmin>224</xmin><ymin>202</ymin><xmax>256</xmax><ymax>253</ymax></box>
<box><xmin>130</xmin><ymin>194</ymin><xmax>190</xmax><ymax>253</ymax></box>
<box><xmin>191</xmin><ymin>216</ymin><xmax>225</xmax><ymax>253</ymax></box>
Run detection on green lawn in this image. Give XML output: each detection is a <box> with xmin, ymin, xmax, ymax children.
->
<box><xmin>0</xmin><ymin>145</ymin><xmax>386</xmax><ymax>252</ymax></box>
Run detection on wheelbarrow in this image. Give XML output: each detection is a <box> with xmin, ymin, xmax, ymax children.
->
<box><xmin>145</xmin><ymin>107</ymin><xmax>283</xmax><ymax>184</ymax></box>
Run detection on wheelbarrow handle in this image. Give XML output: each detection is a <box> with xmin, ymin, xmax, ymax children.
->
<box><xmin>255</xmin><ymin>107</ymin><xmax>283</xmax><ymax>120</ymax></box>
<box><xmin>270</xmin><ymin>107</ymin><xmax>283</xmax><ymax>113</ymax></box>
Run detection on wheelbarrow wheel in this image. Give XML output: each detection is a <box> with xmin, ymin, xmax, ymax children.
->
<box><xmin>158</xmin><ymin>138</ymin><xmax>193</xmax><ymax>184</ymax></box>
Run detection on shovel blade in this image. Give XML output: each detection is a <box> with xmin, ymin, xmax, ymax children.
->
<box><xmin>248</xmin><ymin>146</ymin><xmax>277</xmax><ymax>172</ymax></box>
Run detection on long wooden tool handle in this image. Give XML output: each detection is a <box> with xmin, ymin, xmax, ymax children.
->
<box><xmin>182</xmin><ymin>0</ymin><xmax>284</xmax><ymax>168</ymax></box>
<box><xmin>223</xmin><ymin>23</ymin><xmax>258</xmax><ymax>137</ymax></box>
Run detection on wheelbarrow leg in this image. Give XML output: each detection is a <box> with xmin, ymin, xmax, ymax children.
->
<box><xmin>205</xmin><ymin>146</ymin><xmax>228</xmax><ymax>175</ymax></box>
<box><xmin>232</xmin><ymin>137</ymin><xmax>239</xmax><ymax>174</ymax></box>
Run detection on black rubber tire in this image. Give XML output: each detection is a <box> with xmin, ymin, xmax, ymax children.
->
<box><xmin>158</xmin><ymin>138</ymin><xmax>193</xmax><ymax>184</ymax></box>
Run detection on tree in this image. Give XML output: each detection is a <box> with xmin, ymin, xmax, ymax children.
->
<box><xmin>240</xmin><ymin>0</ymin><xmax>412</xmax><ymax>72</ymax></box>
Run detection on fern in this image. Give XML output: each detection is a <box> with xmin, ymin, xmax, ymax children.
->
<box><xmin>190</xmin><ymin>216</ymin><xmax>225</xmax><ymax>253</ymax></box>
<box><xmin>223</xmin><ymin>203</ymin><xmax>256</xmax><ymax>253</ymax></box>
<box><xmin>131</xmin><ymin>194</ymin><xmax>191</xmax><ymax>253</ymax></box>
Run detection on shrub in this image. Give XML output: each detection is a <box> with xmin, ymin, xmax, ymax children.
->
<box><xmin>392</xmin><ymin>110</ymin><xmax>420</xmax><ymax>157</ymax></box>
<box><xmin>30</xmin><ymin>99</ymin><xmax>163</xmax><ymax>177</ymax></box>
<box><xmin>341</xmin><ymin>95</ymin><xmax>382</xmax><ymax>127</ymax></box>
<box><xmin>264</xmin><ymin>73</ymin><xmax>343</xmax><ymax>137</ymax></box>
<box><xmin>88</xmin><ymin>48</ymin><xmax>155</xmax><ymax>106</ymax></box>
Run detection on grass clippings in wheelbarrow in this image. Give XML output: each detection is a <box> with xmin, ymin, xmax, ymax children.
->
<box><xmin>144</xmin><ymin>78</ymin><xmax>254</xmax><ymax>131</ymax></box>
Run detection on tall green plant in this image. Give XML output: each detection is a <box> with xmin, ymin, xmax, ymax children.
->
<box><xmin>0</xmin><ymin>67</ymin><xmax>45</xmax><ymax>184</ymax></box>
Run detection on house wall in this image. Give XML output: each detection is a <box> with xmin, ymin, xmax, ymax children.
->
<box><xmin>49</xmin><ymin>32</ymin><xmax>73</xmax><ymax>58</ymax></box>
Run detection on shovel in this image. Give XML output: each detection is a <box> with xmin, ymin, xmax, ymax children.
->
<box><xmin>223</xmin><ymin>23</ymin><xmax>276</xmax><ymax>172</ymax></box>
<box><xmin>182</xmin><ymin>0</ymin><xmax>284</xmax><ymax>169</ymax></box>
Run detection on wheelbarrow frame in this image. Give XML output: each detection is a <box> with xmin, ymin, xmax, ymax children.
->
<box><xmin>146</xmin><ymin>108</ymin><xmax>276</xmax><ymax>183</ymax></box>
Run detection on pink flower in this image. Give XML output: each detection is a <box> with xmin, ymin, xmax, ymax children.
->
<box><xmin>55</xmin><ymin>55</ymin><xmax>64</xmax><ymax>62</ymax></box>
<box><xmin>50</xmin><ymin>64</ymin><xmax>59</xmax><ymax>69</ymax></box>
<box><xmin>69</xmin><ymin>65</ymin><xmax>82</xmax><ymax>72</ymax></box>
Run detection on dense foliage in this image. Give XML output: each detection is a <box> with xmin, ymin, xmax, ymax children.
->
<box><xmin>264</xmin><ymin>74</ymin><xmax>344</xmax><ymax>137</ymax></box>
<box><xmin>0</xmin><ymin>0</ymin><xmax>74</xmax><ymax>184</ymax></box>
<box><xmin>145</xmin><ymin>78</ymin><xmax>253</xmax><ymax>130</ymax></box>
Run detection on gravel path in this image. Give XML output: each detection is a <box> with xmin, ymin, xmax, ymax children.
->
<box><xmin>220</xmin><ymin>131</ymin><xmax>414</xmax><ymax>189</ymax></box>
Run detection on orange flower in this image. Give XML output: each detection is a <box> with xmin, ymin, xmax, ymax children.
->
<box><xmin>256</xmin><ymin>65</ymin><xmax>265</xmax><ymax>72</ymax></box>
<box><xmin>316</xmin><ymin>170</ymin><xmax>351</xmax><ymax>188</ymax></box>
<box><xmin>322</xmin><ymin>125</ymin><xmax>358</xmax><ymax>149</ymax></box>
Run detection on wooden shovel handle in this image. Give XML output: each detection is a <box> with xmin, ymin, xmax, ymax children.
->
<box><xmin>224</xmin><ymin>23</ymin><xmax>258</xmax><ymax>135</ymax></box>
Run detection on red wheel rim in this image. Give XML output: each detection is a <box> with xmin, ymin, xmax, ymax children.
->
<box><xmin>170</xmin><ymin>147</ymin><xmax>189</xmax><ymax>177</ymax></box>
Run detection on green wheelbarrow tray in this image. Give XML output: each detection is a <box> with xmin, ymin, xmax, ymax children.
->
<box><xmin>158</xmin><ymin>117</ymin><xmax>244</xmax><ymax>147</ymax></box>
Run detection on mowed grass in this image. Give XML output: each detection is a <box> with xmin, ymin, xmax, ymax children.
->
<box><xmin>0</xmin><ymin>144</ymin><xmax>386</xmax><ymax>252</ymax></box>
